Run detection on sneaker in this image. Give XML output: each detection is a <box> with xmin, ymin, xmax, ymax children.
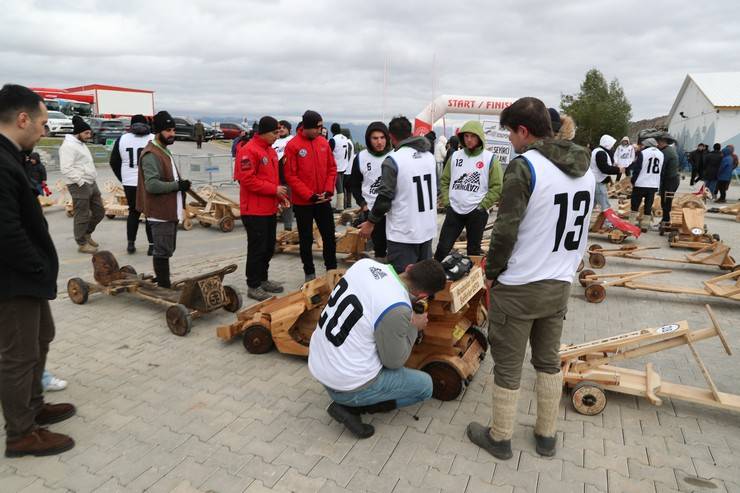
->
<box><xmin>247</xmin><ymin>286</ymin><xmax>271</xmax><ymax>302</ymax></box>
<box><xmin>84</xmin><ymin>235</ymin><xmax>99</xmax><ymax>247</ymax></box>
<box><xmin>78</xmin><ymin>243</ymin><xmax>98</xmax><ymax>254</ymax></box>
<box><xmin>44</xmin><ymin>377</ymin><xmax>67</xmax><ymax>392</ymax></box>
<box><xmin>35</xmin><ymin>403</ymin><xmax>76</xmax><ymax>425</ymax></box>
<box><xmin>305</xmin><ymin>273</ymin><xmax>316</xmax><ymax>282</ymax></box>
<box><xmin>5</xmin><ymin>428</ymin><xmax>75</xmax><ymax>458</ymax></box>
<box><xmin>261</xmin><ymin>280</ymin><xmax>284</xmax><ymax>293</ymax></box>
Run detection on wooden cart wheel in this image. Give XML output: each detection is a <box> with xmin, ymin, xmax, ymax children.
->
<box><xmin>218</xmin><ymin>216</ymin><xmax>235</xmax><ymax>233</ymax></box>
<box><xmin>181</xmin><ymin>217</ymin><xmax>193</xmax><ymax>231</ymax></box>
<box><xmin>578</xmin><ymin>269</ymin><xmax>596</xmax><ymax>287</ymax></box>
<box><xmin>577</xmin><ymin>259</ymin><xmax>584</xmax><ymax>272</ymax></box>
<box><xmin>199</xmin><ymin>221</ymin><xmax>212</xmax><ymax>228</ymax></box>
<box><xmin>242</xmin><ymin>324</ymin><xmax>274</xmax><ymax>354</ymax></box>
<box><xmin>589</xmin><ymin>252</ymin><xmax>606</xmax><ymax>269</ymax></box>
<box><xmin>712</xmin><ymin>233</ymin><xmax>720</xmax><ymax>242</ymax></box>
<box><xmin>588</xmin><ymin>244</ymin><xmax>603</xmax><ymax>253</ymax></box>
<box><xmin>467</xmin><ymin>326</ymin><xmax>489</xmax><ymax>354</ymax></box>
<box><xmin>166</xmin><ymin>304</ymin><xmax>192</xmax><ymax>336</ymax></box>
<box><xmin>222</xmin><ymin>285</ymin><xmax>243</xmax><ymax>313</ymax></box>
<box><xmin>571</xmin><ymin>381</ymin><xmax>607</xmax><ymax>415</ymax></box>
<box><xmin>92</xmin><ymin>251</ymin><xmax>121</xmax><ymax>286</ymax></box>
<box><xmin>585</xmin><ymin>283</ymin><xmax>606</xmax><ymax>303</ymax></box>
<box><xmin>119</xmin><ymin>265</ymin><xmax>137</xmax><ymax>276</ymax></box>
<box><xmin>423</xmin><ymin>362</ymin><xmax>464</xmax><ymax>401</ymax></box>
<box><xmin>609</xmin><ymin>232</ymin><xmax>626</xmax><ymax>244</ymax></box>
<box><xmin>67</xmin><ymin>278</ymin><xmax>89</xmax><ymax>304</ymax></box>
<box><xmin>106</xmin><ymin>214</ymin><xmax>116</xmax><ymax>220</ymax></box>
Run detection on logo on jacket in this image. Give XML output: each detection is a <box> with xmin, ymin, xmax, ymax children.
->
<box><xmin>476</xmin><ymin>161</ymin><xmax>484</xmax><ymax>169</ymax></box>
<box><xmin>261</xmin><ymin>156</ymin><xmax>268</xmax><ymax>165</ymax></box>
<box><xmin>368</xmin><ymin>176</ymin><xmax>381</xmax><ymax>195</ymax></box>
<box><xmin>369</xmin><ymin>266</ymin><xmax>387</xmax><ymax>280</ymax></box>
<box><xmin>240</xmin><ymin>157</ymin><xmax>251</xmax><ymax>171</ymax></box>
<box><xmin>298</xmin><ymin>149</ymin><xmax>308</xmax><ymax>157</ymax></box>
<box><xmin>451</xmin><ymin>171</ymin><xmax>481</xmax><ymax>192</ymax></box>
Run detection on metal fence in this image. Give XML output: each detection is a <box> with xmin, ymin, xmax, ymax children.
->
<box><xmin>35</xmin><ymin>144</ymin><xmax>112</xmax><ymax>172</ymax></box>
<box><xmin>172</xmin><ymin>153</ymin><xmax>235</xmax><ymax>186</ymax></box>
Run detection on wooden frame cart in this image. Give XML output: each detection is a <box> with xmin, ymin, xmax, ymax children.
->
<box><xmin>275</xmin><ymin>226</ymin><xmax>369</xmax><ymax>263</ymax></box>
<box><xmin>561</xmin><ymin>305</ymin><xmax>740</xmax><ymax>415</ymax></box>
<box><xmin>67</xmin><ymin>251</ymin><xmax>242</xmax><ymax>336</ymax></box>
<box><xmin>182</xmin><ymin>187</ymin><xmax>238</xmax><ymax>232</ymax></box>
<box><xmin>586</xmin><ymin>242</ymin><xmax>736</xmax><ymax>271</ymax></box>
<box><xmin>589</xmin><ymin>209</ymin><xmax>640</xmax><ymax>244</ymax></box>
<box><xmin>578</xmin><ymin>268</ymin><xmax>740</xmax><ymax>304</ymax></box>
<box><xmin>216</xmin><ymin>261</ymin><xmax>489</xmax><ymax>401</ymax></box>
<box><xmin>708</xmin><ymin>203</ymin><xmax>740</xmax><ymax>222</ymax></box>
<box><xmin>102</xmin><ymin>180</ymin><xmax>130</xmax><ymax>219</ymax></box>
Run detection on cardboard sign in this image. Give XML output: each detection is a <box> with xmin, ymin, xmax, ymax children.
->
<box><xmin>449</xmin><ymin>266</ymin><xmax>485</xmax><ymax>313</ymax></box>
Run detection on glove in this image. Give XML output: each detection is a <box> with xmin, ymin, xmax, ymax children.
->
<box><xmin>178</xmin><ymin>180</ymin><xmax>191</xmax><ymax>192</ymax></box>
<box><xmin>310</xmin><ymin>193</ymin><xmax>320</xmax><ymax>203</ymax></box>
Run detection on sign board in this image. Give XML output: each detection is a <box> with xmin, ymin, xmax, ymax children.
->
<box><xmin>449</xmin><ymin>266</ymin><xmax>485</xmax><ymax>313</ymax></box>
<box><xmin>482</xmin><ymin>120</ymin><xmax>512</xmax><ymax>168</ymax></box>
<box><xmin>205</xmin><ymin>166</ymin><xmax>220</xmax><ymax>173</ymax></box>
<box><xmin>105</xmin><ymin>138</ymin><xmax>116</xmax><ymax>150</ymax></box>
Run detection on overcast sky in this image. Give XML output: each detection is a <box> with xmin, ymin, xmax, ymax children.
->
<box><xmin>4</xmin><ymin>0</ymin><xmax>740</xmax><ymax>123</ymax></box>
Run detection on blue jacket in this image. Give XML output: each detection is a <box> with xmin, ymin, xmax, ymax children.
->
<box><xmin>718</xmin><ymin>146</ymin><xmax>734</xmax><ymax>181</ymax></box>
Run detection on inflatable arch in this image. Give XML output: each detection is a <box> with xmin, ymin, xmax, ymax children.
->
<box><xmin>413</xmin><ymin>95</ymin><xmax>516</xmax><ymax>136</ymax></box>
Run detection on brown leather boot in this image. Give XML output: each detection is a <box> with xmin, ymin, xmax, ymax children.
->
<box><xmin>36</xmin><ymin>402</ymin><xmax>76</xmax><ymax>425</ymax></box>
<box><xmin>5</xmin><ymin>428</ymin><xmax>75</xmax><ymax>457</ymax></box>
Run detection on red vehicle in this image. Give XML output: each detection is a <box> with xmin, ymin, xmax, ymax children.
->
<box><xmin>219</xmin><ymin>122</ymin><xmax>247</xmax><ymax>140</ymax></box>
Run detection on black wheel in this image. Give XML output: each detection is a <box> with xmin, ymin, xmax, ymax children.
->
<box><xmin>199</xmin><ymin>221</ymin><xmax>212</xmax><ymax>228</ymax></box>
<box><xmin>571</xmin><ymin>381</ymin><xmax>607</xmax><ymax>415</ymax></box>
<box><xmin>242</xmin><ymin>324</ymin><xmax>274</xmax><ymax>354</ymax></box>
<box><xmin>106</xmin><ymin>214</ymin><xmax>116</xmax><ymax>220</ymax></box>
<box><xmin>668</xmin><ymin>231</ymin><xmax>678</xmax><ymax>242</ymax></box>
<box><xmin>222</xmin><ymin>285</ymin><xmax>242</xmax><ymax>312</ymax></box>
<box><xmin>588</xmin><ymin>244</ymin><xmax>603</xmax><ymax>253</ymax></box>
<box><xmin>423</xmin><ymin>362</ymin><xmax>464</xmax><ymax>401</ymax></box>
<box><xmin>166</xmin><ymin>304</ymin><xmax>192</xmax><ymax>336</ymax></box>
<box><xmin>467</xmin><ymin>326</ymin><xmax>489</xmax><ymax>354</ymax></box>
<box><xmin>589</xmin><ymin>252</ymin><xmax>606</xmax><ymax>269</ymax></box>
<box><xmin>219</xmin><ymin>216</ymin><xmax>235</xmax><ymax>233</ymax></box>
<box><xmin>585</xmin><ymin>283</ymin><xmax>606</xmax><ymax>303</ymax></box>
<box><xmin>712</xmin><ymin>233</ymin><xmax>720</xmax><ymax>242</ymax></box>
<box><xmin>579</xmin><ymin>269</ymin><xmax>596</xmax><ymax>287</ymax></box>
<box><xmin>67</xmin><ymin>278</ymin><xmax>89</xmax><ymax>304</ymax></box>
<box><xmin>119</xmin><ymin>265</ymin><xmax>137</xmax><ymax>276</ymax></box>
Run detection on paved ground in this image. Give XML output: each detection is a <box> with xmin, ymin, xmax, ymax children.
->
<box><xmin>2</xmin><ymin>147</ymin><xmax>740</xmax><ymax>493</ymax></box>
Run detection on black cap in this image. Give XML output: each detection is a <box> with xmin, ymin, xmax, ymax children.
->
<box><xmin>302</xmin><ymin>110</ymin><xmax>323</xmax><ymax>129</ymax></box>
<box><xmin>548</xmin><ymin>108</ymin><xmax>561</xmax><ymax>133</ymax></box>
<box><xmin>131</xmin><ymin>114</ymin><xmax>147</xmax><ymax>125</ymax></box>
<box><xmin>72</xmin><ymin>115</ymin><xmax>91</xmax><ymax>135</ymax></box>
<box><xmin>153</xmin><ymin>111</ymin><xmax>175</xmax><ymax>133</ymax></box>
<box><xmin>257</xmin><ymin>116</ymin><xmax>278</xmax><ymax>134</ymax></box>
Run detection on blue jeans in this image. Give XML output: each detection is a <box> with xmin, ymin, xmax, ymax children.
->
<box><xmin>326</xmin><ymin>367</ymin><xmax>433</xmax><ymax>408</ymax></box>
<box><xmin>595</xmin><ymin>182</ymin><xmax>611</xmax><ymax>211</ymax></box>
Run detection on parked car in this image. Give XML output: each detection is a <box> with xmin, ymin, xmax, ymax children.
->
<box><xmin>218</xmin><ymin>122</ymin><xmax>247</xmax><ymax>140</ymax></box>
<box><xmin>203</xmin><ymin>122</ymin><xmax>223</xmax><ymax>140</ymax></box>
<box><xmin>89</xmin><ymin>118</ymin><xmax>126</xmax><ymax>145</ymax></box>
<box><xmin>174</xmin><ymin>117</ymin><xmax>216</xmax><ymax>142</ymax></box>
<box><xmin>45</xmin><ymin>111</ymin><xmax>74</xmax><ymax>136</ymax></box>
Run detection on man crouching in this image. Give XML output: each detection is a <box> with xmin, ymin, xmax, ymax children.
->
<box><xmin>308</xmin><ymin>258</ymin><xmax>446</xmax><ymax>438</ymax></box>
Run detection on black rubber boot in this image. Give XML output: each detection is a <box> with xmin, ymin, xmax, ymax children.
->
<box><xmin>152</xmin><ymin>257</ymin><xmax>171</xmax><ymax>289</ymax></box>
<box><xmin>534</xmin><ymin>433</ymin><xmax>557</xmax><ymax>457</ymax></box>
<box><xmin>346</xmin><ymin>400</ymin><xmax>397</xmax><ymax>415</ymax></box>
<box><xmin>127</xmin><ymin>241</ymin><xmax>136</xmax><ymax>254</ymax></box>
<box><xmin>327</xmin><ymin>402</ymin><xmax>374</xmax><ymax>438</ymax></box>
<box><xmin>466</xmin><ymin>422</ymin><xmax>513</xmax><ymax>460</ymax></box>
<box><xmin>147</xmin><ymin>244</ymin><xmax>154</xmax><ymax>256</ymax></box>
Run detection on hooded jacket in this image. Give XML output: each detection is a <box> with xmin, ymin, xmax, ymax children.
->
<box><xmin>485</xmin><ymin>139</ymin><xmax>591</xmax><ymax>281</ymax></box>
<box><xmin>440</xmin><ymin>121</ymin><xmax>502</xmax><ymax>211</ymax></box>
<box><xmin>718</xmin><ymin>146</ymin><xmax>734</xmax><ymax>181</ymax></box>
<box><xmin>59</xmin><ymin>133</ymin><xmax>96</xmax><ymax>186</ymax></box>
<box><xmin>349</xmin><ymin>121</ymin><xmax>391</xmax><ymax>207</ymax></box>
<box><xmin>590</xmin><ymin>134</ymin><xmax>620</xmax><ymax>184</ymax></box>
<box><xmin>283</xmin><ymin>131</ymin><xmax>337</xmax><ymax>205</ymax></box>
<box><xmin>659</xmin><ymin>143</ymin><xmax>680</xmax><ymax>184</ymax></box>
<box><xmin>234</xmin><ymin>134</ymin><xmax>281</xmax><ymax>215</ymax></box>
<box><xmin>703</xmin><ymin>148</ymin><xmax>722</xmax><ymax>181</ymax></box>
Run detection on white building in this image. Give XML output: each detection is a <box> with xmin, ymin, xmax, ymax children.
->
<box><xmin>668</xmin><ymin>72</ymin><xmax>740</xmax><ymax>151</ymax></box>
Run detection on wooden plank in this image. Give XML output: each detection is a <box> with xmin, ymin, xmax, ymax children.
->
<box><xmin>705</xmin><ymin>304</ymin><xmax>732</xmax><ymax>355</ymax></box>
<box><xmin>449</xmin><ymin>266</ymin><xmax>485</xmax><ymax>313</ymax></box>
<box><xmin>645</xmin><ymin>363</ymin><xmax>662</xmax><ymax>406</ymax></box>
<box><xmin>559</xmin><ymin>322</ymin><xmax>688</xmax><ymax>359</ymax></box>
<box><xmin>685</xmin><ymin>336</ymin><xmax>722</xmax><ymax>403</ymax></box>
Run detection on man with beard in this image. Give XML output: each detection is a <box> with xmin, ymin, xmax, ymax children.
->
<box><xmin>59</xmin><ymin>115</ymin><xmax>105</xmax><ymax>253</ymax></box>
<box><xmin>349</xmin><ymin>122</ymin><xmax>392</xmax><ymax>259</ymax></box>
<box><xmin>284</xmin><ymin>110</ymin><xmax>337</xmax><ymax>281</ymax></box>
<box><xmin>0</xmin><ymin>84</ymin><xmax>76</xmax><ymax>457</ymax></box>
<box><xmin>109</xmin><ymin>114</ymin><xmax>154</xmax><ymax>254</ymax></box>
<box><xmin>136</xmin><ymin>111</ymin><xmax>191</xmax><ymax>288</ymax></box>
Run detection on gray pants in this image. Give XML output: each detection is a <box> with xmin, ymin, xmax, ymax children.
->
<box><xmin>149</xmin><ymin>221</ymin><xmax>178</xmax><ymax>258</ymax></box>
<box><xmin>0</xmin><ymin>297</ymin><xmax>55</xmax><ymax>440</ymax></box>
<box><xmin>387</xmin><ymin>239</ymin><xmax>432</xmax><ymax>273</ymax></box>
<box><xmin>68</xmin><ymin>182</ymin><xmax>105</xmax><ymax>245</ymax></box>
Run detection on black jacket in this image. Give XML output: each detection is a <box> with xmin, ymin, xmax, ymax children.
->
<box><xmin>703</xmin><ymin>150</ymin><xmax>722</xmax><ymax>181</ymax></box>
<box><xmin>0</xmin><ymin>134</ymin><xmax>59</xmax><ymax>301</ymax></box>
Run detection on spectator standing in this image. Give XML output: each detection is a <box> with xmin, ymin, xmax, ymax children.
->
<box><xmin>194</xmin><ymin>119</ymin><xmax>205</xmax><ymax>149</ymax></box>
<box><xmin>703</xmin><ymin>143</ymin><xmax>723</xmax><ymax>199</ymax></box>
<box><xmin>716</xmin><ymin>146</ymin><xmax>733</xmax><ymax>203</ymax></box>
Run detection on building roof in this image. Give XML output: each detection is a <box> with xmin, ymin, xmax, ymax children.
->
<box><xmin>668</xmin><ymin>72</ymin><xmax>740</xmax><ymax>121</ymax></box>
<box><xmin>65</xmin><ymin>84</ymin><xmax>153</xmax><ymax>94</ymax></box>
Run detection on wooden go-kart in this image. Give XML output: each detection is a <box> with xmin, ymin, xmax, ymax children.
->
<box><xmin>586</xmin><ymin>242</ymin><xmax>736</xmax><ymax>271</ymax></box>
<box><xmin>561</xmin><ymin>305</ymin><xmax>740</xmax><ymax>415</ymax></box>
<box><xmin>589</xmin><ymin>208</ymin><xmax>640</xmax><ymax>244</ymax></box>
<box><xmin>217</xmin><ymin>261</ymin><xmax>489</xmax><ymax>401</ymax></box>
<box><xmin>708</xmin><ymin>202</ymin><xmax>740</xmax><ymax>222</ymax></box>
<box><xmin>67</xmin><ymin>251</ymin><xmax>242</xmax><ymax>336</ymax></box>
<box><xmin>657</xmin><ymin>193</ymin><xmax>719</xmax><ymax>248</ymax></box>
<box><xmin>578</xmin><ymin>268</ymin><xmax>740</xmax><ymax>304</ymax></box>
<box><xmin>183</xmin><ymin>186</ymin><xmax>238</xmax><ymax>232</ymax></box>
<box><xmin>102</xmin><ymin>180</ymin><xmax>130</xmax><ymax>220</ymax></box>
<box><xmin>275</xmin><ymin>226</ymin><xmax>369</xmax><ymax>263</ymax></box>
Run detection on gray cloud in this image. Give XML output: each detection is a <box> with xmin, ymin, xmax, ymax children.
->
<box><xmin>3</xmin><ymin>0</ymin><xmax>739</xmax><ymax>122</ymax></box>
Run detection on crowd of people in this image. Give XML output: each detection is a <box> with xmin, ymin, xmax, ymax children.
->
<box><xmin>0</xmin><ymin>80</ymin><xmax>735</xmax><ymax>464</ymax></box>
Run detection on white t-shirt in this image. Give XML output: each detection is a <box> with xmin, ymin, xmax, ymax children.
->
<box><xmin>385</xmin><ymin>146</ymin><xmax>438</xmax><ymax>243</ymax></box>
<box><xmin>635</xmin><ymin>147</ymin><xmax>663</xmax><ymax>189</ymax></box>
<box><xmin>614</xmin><ymin>144</ymin><xmax>635</xmax><ymax>168</ymax></box>
<box><xmin>331</xmin><ymin>134</ymin><xmax>351</xmax><ymax>173</ymax></box>
<box><xmin>118</xmin><ymin>132</ymin><xmax>154</xmax><ymax>186</ymax></box>
<box><xmin>358</xmin><ymin>149</ymin><xmax>389</xmax><ymax>209</ymax></box>
<box><xmin>447</xmin><ymin>148</ymin><xmax>493</xmax><ymax>214</ymax></box>
<box><xmin>308</xmin><ymin>259</ymin><xmax>411</xmax><ymax>391</ymax></box>
<box><xmin>272</xmin><ymin>135</ymin><xmax>293</xmax><ymax>161</ymax></box>
<box><xmin>498</xmin><ymin>150</ymin><xmax>595</xmax><ymax>286</ymax></box>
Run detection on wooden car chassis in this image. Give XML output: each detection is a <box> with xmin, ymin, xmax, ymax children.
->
<box><xmin>586</xmin><ymin>242</ymin><xmax>736</xmax><ymax>271</ymax></box>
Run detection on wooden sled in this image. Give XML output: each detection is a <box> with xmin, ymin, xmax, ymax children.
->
<box><xmin>578</xmin><ymin>268</ymin><xmax>740</xmax><ymax>304</ymax></box>
<box><xmin>67</xmin><ymin>251</ymin><xmax>242</xmax><ymax>336</ymax></box>
<box><xmin>183</xmin><ymin>186</ymin><xmax>238</xmax><ymax>232</ymax></box>
<box><xmin>561</xmin><ymin>305</ymin><xmax>739</xmax><ymax>415</ymax></box>
<box><xmin>708</xmin><ymin>202</ymin><xmax>740</xmax><ymax>222</ymax></box>
<box><xmin>217</xmin><ymin>261</ymin><xmax>489</xmax><ymax>401</ymax></box>
<box><xmin>587</xmin><ymin>242</ymin><xmax>736</xmax><ymax>271</ymax></box>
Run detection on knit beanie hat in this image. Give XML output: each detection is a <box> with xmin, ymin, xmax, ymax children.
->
<box><xmin>547</xmin><ymin>108</ymin><xmax>561</xmax><ymax>133</ymax></box>
<box><xmin>257</xmin><ymin>116</ymin><xmax>278</xmax><ymax>134</ymax></box>
<box><xmin>153</xmin><ymin>111</ymin><xmax>175</xmax><ymax>133</ymax></box>
<box><xmin>72</xmin><ymin>115</ymin><xmax>91</xmax><ymax>135</ymax></box>
<box><xmin>301</xmin><ymin>110</ymin><xmax>323</xmax><ymax>129</ymax></box>
<box><xmin>131</xmin><ymin>114</ymin><xmax>147</xmax><ymax>125</ymax></box>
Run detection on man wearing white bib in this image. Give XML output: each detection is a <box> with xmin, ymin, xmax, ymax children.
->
<box><xmin>358</xmin><ymin>116</ymin><xmax>438</xmax><ymax>273</ymax></box>
<box><xmin>349</xmin><ymin>122</ymin><xmax>392</xmax><ymax>259</ymax></box>
<box><xmin>467</xmin><ymin>97</ymin><xmax>594</xmax><ymax>460</ymax></box>
<box><xmin>329</xmin><ymin>123</ymin><xmax>351</xmax><ymax>212</ymax></box>
<box><xmin>308</xmin><ymin>258</ymin><xmax>446</xmax><ymax>438</ymax></box>
<box><xmin>434</xmin><ymin>120</ymin><xmax>502</xmax><ymax>261</ymax></box>
<box><xmin>590</xmin><ymin>134</ymin><xmax>621</xmax><ymax>213</ymax></box>
<box><xmin>614</xmin><ymin>136</ymin><xmax>635</xmax><ymax>178</ymax></box>
<box><xmin>627</xmin><ymin>138</ymin><xmax>663</xmax><ymax>231</ymax></box>
<box><xmin>109</xmin><ymin>114</ymin><xmax>154</xmax><ymax>254</ymax></box>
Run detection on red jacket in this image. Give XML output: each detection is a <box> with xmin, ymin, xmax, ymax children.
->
<box><xmin>234</xmin><ymin>135</ymin><xmax>280</xmax><ymax>216</ymax></box>
<box><xmin>283</xmin><ymin>131</ymin><xmax>337</xmax><ymax>205</ymax></box>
